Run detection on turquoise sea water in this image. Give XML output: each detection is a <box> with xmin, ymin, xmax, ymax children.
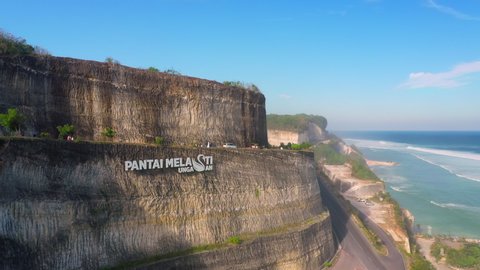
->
<box><xmin>336</xmin><ymin>131</ymin><xmax>480</xmax><ymax>239</ymax></box>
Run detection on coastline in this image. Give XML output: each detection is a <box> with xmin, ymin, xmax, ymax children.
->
<box><xmin>364</xmin><ymin>157</ymin><xmax>480</xmax><ymax>269</ymax></box>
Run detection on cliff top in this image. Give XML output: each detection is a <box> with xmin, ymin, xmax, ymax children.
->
<box><xmin>267</xmin><ymin>114</ymin><xmax>328</xmax><ymax>132</ymax></box>
<box><xmin>0</xmin><ymin>54</ymin><xmax>263</xmax><ymax>97</ymax></box>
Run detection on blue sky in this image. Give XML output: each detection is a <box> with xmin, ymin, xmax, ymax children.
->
<box><xmin>1</xmin><ymin>0</ymin><xmax>479</xmax><ymax>130</ymax></box>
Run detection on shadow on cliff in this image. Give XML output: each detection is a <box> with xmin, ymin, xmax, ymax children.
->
<box><xmin>317</xmin><ymin>171</ymin><xmax>349</xmax><ymax>248</ymax></box>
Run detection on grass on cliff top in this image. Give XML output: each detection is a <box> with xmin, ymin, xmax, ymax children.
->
<box><xmin>267</xmin><ymin>114</ymin><xmax>327</xmax><ymax>132</ymax></box>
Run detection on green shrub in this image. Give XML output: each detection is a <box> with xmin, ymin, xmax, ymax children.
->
<box><xmin>105</xmin><ymin>57</ymin><xmax>120</xmax><ymax>65</ymax></box>
<box><xmin>0</xmin><ymin>108</ymin><xmax>24</xmax><ymax>133</ymax></box>
<box><xmin>430</xmin><ymin>239</ymin><xmax>443</xmax><ymax>261</ymax></box>
<box><xmin>0</xmin><ymin>31</ymin><xmax>34</xmax><ymax>55</ymax></box>
<box><xmin>154</xmin><ymin>136</ymin><xmax>165</xmax><ymax>145</ymax></box>
<box><xmin>322</xmin><ymin>261</ymin><xmax>332</xmax><ymax>268</ymax></box>
<box><xmin>164</xmin><ymin>69</ymin><xmax>181</xmax><ymax>75</ymax></box>
<box><xmin>147</xmin><ymin>67</ymin><xmax>159</xmax><ymax>72</ymax></box>
<box><xmin>101</xmin><ymin>127</ymin><xmax>116</xmax><ymax>138</ymax></box>
<box><xmin>57</xmin><ymin>124</ymin><xmax>75</xmax><ymax>139</ymax></box>
<box><xmin>314</xmin><ymin>144</ymin><xmax>346</xmax><ymax>165</ymax></box>
<box><xmin>411</xmin><ymin>252</ymin><xmax>435</xmax><ymax>270</ymax></box>
<box><xmin>291</xmin><ymin>142</ymin><xmax>312</xmax><ymax>150</ymax></box>
<box><xmin>39</xmin><ymin>131</ymin><xmax>50</xmax><ymax>139</ymax></box>
<box><xmin>228</xmin><ymin>236</ymin><xmax>242</xmax><ymax>245</ymax></box>
<box><xmin>446</xmin><ymin>243</ymin><xmax>480</xmax><ymax>268</ymax></box>
<box><xmin>223</xmin><ymin>81</ymin><xmax>261</xmax><ymax>92</ymax></box>
<box><xmin>348</xmin><ymin>152</ymin><xmax>380</xmax><ymax>180</ymax></box>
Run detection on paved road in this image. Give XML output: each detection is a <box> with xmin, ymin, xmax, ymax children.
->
<box><xmin>318</xmin><ymin>175</ymin><xmax>405</xmax><ymax>270</ymax></box>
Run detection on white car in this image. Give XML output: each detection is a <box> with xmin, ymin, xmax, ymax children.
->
<box><xmin>223</xmin><ymin>143</ymin><xmax>237</xmax><ymax>148</ymax></box>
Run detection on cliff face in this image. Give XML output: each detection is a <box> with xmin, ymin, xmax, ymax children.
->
<box><xmin>0</xmin><ymin>56</ymin><xmax>267</xmax><ymax>147</ymax></box>
<box><xmin>0</xmin><ymin>138</ymin><xmax>334</xmax><ymax>269</ymax></box>
<box><xmin>268</xmin><ymin>122</ymin><xmax>327</xmax><ymax>146</ymax></box>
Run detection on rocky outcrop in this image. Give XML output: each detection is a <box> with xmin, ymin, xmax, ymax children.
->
<box><xmin>0</xmin><ymin>138</ymin><xmax>334</xmax><ymax>269</ymax></box>
<box><xmin>0</xmin><ymin>56</ymin><xmax>267</xmax><ymax>147</ymax></box>
<box><xmin>268</xmin><ymin>122</ymin><xmax>326</xmax><ymax>146</ymax></box>
<box><xmin>322</xmin><ymin>164</ymin><xmax>384</xmax><ymax>198</ymax></box>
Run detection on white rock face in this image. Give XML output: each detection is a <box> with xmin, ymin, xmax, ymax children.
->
<box><xmin>268</xmin><ymin>122</ymin><xmax>326</xmax><ymax>146</ymax></box>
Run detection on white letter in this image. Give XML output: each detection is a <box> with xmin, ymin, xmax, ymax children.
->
<box><xmin>152</xmin><ymin>159</ymin><xmax>161</xmax><ymax>169</ymax></box>
<box><xmin>131</xmin><ymin>161</ymin><xmax>139</xmax><ymax>170</ymax></box>
<box><xmin>139</xmin><ymin>160</ymin><xmax>147</xmax><ymax>170</ymax></box>
<box><xmin>166</xmin><ymin>158</ymin><xmax>174</xmax><ymax>168</ymax></box>
<box><xmin>125</xmin><ymin>161</ymin><xmax>133</xmax><ymax>171</ymax></box>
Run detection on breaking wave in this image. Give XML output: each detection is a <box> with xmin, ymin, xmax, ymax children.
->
<box><xmin>408</xmin><ymin>146</ymin><xmax>480</xmax><ymax>162</ymax></box>
<box><xmin>413</xmin><ymin>154</ymin><xmax>480</xmax><ymax>182</ymax></box>
<box><xmin>391</xmin><ymin>186</ymin><xmax>404</xmax><ymax>192</ymax></box>
<box><xmin>430</xmin><ymin>201</ymin><xmax>480</xmax><ymax>213</ymax></box>
<box><xmin>345</xmin><ymin>138</ymin><xmax>480</xmax><ymax>183</ymax></box>
<box><xmin>344</xmin><ymin>138</ymin><xmax>407</xmax><ymax>150</ymax></box>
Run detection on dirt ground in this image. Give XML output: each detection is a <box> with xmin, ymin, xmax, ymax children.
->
<box><xmin>416</xmin><ymin>237</ymin><xmax>454</xmax><ymax>270</ymax></box>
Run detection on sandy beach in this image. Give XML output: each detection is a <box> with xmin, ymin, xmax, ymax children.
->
<box><xmin>366</xmin><ymin>159</ymin><xmax>398</xmax><ymax>167</ymax></box>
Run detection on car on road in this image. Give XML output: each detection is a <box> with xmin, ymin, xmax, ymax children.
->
<box><xmin>222</xmin><ymin>143</ymin><xmax>237</xmax><ymax>148</ymax></box>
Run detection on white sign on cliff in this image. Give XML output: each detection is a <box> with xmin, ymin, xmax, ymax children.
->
<box><xmin>124</xmin><ymin>154</ymin><xmax>213</xmax><ymax>174</ymax></box>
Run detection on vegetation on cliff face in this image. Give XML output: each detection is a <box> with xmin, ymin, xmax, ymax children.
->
<box><xmin>0</xmin><ymin>108</ymin><xmax>24</xmax><ymax>134</ymax></box>
<box><xmin>56</xmin><ymin>124</ymin><xmax>75</xmax><ymax>139</ymax></box>
<box><xmin>314</xmin><ymin>141</ymin><xmax>379</xmax><ymax>181</ymax></box>
<box><xmin>314</xmin><ymin>144</ymin><xmax>346</xmax><ymax>165</ymax></box>
<box><xmin>348</xmin><ymin>152</ymin><xmax>380</xmax><ymax>181</ymax></box>
<box><xmin>267</xmin><ymin>114</ymin><xmax>327</xmax><ymax>132</ymax></box>
<box><xmin>279</xmin><ymin>142</ymin><xmax>312</xmax><ymax>150</ymax></box>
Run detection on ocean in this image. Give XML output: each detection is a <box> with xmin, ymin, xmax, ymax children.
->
<box><xmin>335</xmin><ymin>131</ymin><xmax>480</xmax><ymax>239</ymax></box>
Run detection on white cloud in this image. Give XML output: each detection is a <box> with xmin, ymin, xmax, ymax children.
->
<box><xmin>279</xmin><ymin>93</ymin><xmax>292</xmax><ymax>99</ymax></box>
<box><xmin>426</xmin><ymin>0</ymin><xmax>480</xmax><ymax>21</ymax></box>
<box><xmin>400</xmin><ymin>61</ymin><xmax>480</xmax><ymax>89</ymax></box>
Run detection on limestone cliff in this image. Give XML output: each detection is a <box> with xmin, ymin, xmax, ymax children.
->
<box><xmin>268</xmin><ymin>122</ymin><xmax>327</xmax><ymax>146</ymax></box>
<box><xmin>0</xmin><ymin>138</ymin><xmax>335</xmax><ymax>269</ymax></box>
<box><xmin>0</xmin><ymin>55</ymin><xmax>267</xmax><ymax>147</ymax></box>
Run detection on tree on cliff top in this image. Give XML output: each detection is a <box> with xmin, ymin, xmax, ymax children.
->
<box><xmin>0</xmin><ymin>108</ymin><xmax>24</xmax><ymax>134</ymax></box>
<box><xmin>223</xmin><ymin>81</ymin><xmax>261</xmax><ymax>93</ymax></box>
<box><xmin>0</xmin><ymin>30</ymin><xmax>49</xmax><ymax>56</ymax></box>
